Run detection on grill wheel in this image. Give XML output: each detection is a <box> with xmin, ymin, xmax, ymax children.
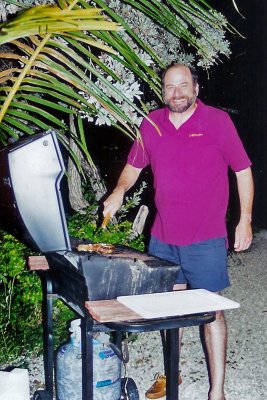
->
<box><xmin>33</xmin><ymin>390</ymin><xmax>51</xmax><ymax>400</ymax></box>
<box><xmin>121</xmin><ymin>377</ymin><xmax>139</xmax><ymax>400</ymax></box>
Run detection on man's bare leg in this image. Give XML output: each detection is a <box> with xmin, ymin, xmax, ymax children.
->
<box><xmin>173</xmin><ymin>285</ymin><xmax>227</xmax><ymax>399</ymax></box>
<box><xmin>204</xmin><ymin>309</ymin><xmax>227</xmax><ymax>400</ymax></box>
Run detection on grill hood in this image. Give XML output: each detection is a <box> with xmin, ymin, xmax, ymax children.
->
<box><xmin>0</xmin><ymin>130</ymin><xmax>71</xmax><ymax>253</ymax></box>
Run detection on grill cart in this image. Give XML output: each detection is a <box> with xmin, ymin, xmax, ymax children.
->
<box><xmin>0</xmin><ymin>131</ymin><xmax>216</xmax><ymax>400</ymax></box>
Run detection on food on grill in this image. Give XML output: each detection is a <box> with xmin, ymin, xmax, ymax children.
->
<box><xmin>77</xmin><ymin>243</ymin><xmax>115</xmax><ymax>254</ymax></box>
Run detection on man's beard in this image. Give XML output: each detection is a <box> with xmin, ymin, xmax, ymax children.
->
<box><xmin>163</xmin><ymin>92</ymin><xmax>197</xmax><ymax>113</ymax></box>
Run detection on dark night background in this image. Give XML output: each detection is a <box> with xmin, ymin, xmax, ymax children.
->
<box><xmin>202</xmin><ymin>1</ymin><xmax>267</xmax><ymax>232</ymax></box>
<box><xmin>90</xmin><ymin>1</ymin><xmax>267</xmax><ymax>238</ymax></box>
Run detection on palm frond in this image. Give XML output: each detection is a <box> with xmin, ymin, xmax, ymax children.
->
<box><xmin>0</xmin><ymin>5</ymin><xmax>122</xmax><ymax>45</ymax></box>
<box><xmin>0</xmin><ymin>0</ymin><xmax>237</xmax><ymax>147</ymax></box>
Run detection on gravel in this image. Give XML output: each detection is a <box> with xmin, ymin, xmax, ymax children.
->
<box><xmin>21</xmin><ymin>230</ymin><xmax>267</xmax><ymax>399</ymax></box>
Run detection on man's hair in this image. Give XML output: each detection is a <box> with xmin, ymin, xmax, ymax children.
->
<box><xmin>161</xmin><ymin>63</ymin><xmax>199</xmax><ymax>87</ymax></box>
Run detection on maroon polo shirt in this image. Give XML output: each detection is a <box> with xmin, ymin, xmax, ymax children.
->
<box><xmin>127</xmin><ymin>99</ymin><xmax>252</xmax><ymax>246</ymax></box>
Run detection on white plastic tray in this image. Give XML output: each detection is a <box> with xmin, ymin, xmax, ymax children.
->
<box><xmin>117</xmin><ymin>289</ymin><xmax>240</xmax><ymax>319</ymax></box>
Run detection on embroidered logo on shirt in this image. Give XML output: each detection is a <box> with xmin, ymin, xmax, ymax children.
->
<box><xmin>189</xmin><ymin>133</ymin><xmax>204</xmax><ymax>138</ymax></box>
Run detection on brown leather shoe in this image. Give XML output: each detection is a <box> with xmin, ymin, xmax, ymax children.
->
<box><xmin>145</xmin><ymin>373</ymin><xmax>182</xmax><ymax>399</ymax></box>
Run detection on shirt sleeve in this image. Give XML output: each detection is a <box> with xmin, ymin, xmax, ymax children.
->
<box><xmin>127</xmin><ymin>138</ymin><xmax>149</xmax><ymax>168</ymax></box>
<box><xmin>221</xmin><ymin>113</ymin><xmax>252</xmax><ymax>172</ymax></box>
<box><xmin>127</xmin><ymin>118</ymin><xmax>151</xmax><ymax>168</ymax></box>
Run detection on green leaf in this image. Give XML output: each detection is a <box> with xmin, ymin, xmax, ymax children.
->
<box><xmin>5</xmin><ymin>108</ymin><xmax>50</xmax><ymax>130</ymax></box>
<box><xmin>3</xmin><ymin>115</ymin><xmax>34</xmax><ymax>134</ymax></box>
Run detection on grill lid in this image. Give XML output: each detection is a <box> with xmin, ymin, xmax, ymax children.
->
<box><xmin>0</xmin><ymin>130</ymin><xmax>71</xmax><ymax>253</ymax></box>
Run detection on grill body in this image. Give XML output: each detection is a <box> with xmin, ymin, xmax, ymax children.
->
<box><xmin>47</xmin><ymin>245</ymin><xmax>178</xmax><ymax>307</ymax></box>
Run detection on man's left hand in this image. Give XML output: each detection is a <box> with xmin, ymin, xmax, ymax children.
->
<box><xmin>234</xmin><ymin>217</ymin><xmax>252</xmax><ymax>251</ymax></box>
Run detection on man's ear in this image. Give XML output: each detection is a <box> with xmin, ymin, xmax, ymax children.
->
<box><xmin>195</xmin><ymin>83</ymin><xmax>199</xmax><ymax>96</ymax></box>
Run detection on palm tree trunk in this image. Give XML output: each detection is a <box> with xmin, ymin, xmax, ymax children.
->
<box><xmin>68</xmin><ymin>138</ymin><xmax>89</xmax><ymax>213</ymax></box>
<box><xmin>68</xmin><ymin>115</ymin><xmax>106</xmax><ymax>213</ymax></box>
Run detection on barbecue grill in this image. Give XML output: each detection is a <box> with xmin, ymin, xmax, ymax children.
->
<box><xmin>0</xmin><ymin>130</ymin><xmax>215</xmax><ymax>400</ymax></box>
<box><xmin>0</xmin><ymin>131</ymin><xmax>179</xmax><ymax>303</ymax></box>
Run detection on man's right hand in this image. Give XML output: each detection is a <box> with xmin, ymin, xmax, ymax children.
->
<box><xmin>103</xmin><ymin>188</ymin><xmax>125</xmax><ymax>218</ymax></box>
<box><xmin>103</xmin><ymin>163</ymin><xmax>142</xmax><ymax>218</ymax></box>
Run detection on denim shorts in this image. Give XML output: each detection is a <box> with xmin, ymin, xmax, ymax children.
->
<box><xmin>148</xmin><ymin>236</ymin><xmax>230</xmax><ymax>292</ymax></box>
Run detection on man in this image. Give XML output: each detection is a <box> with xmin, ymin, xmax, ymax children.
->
<box><xmin>103</xmin><ymin>64</ymin><xmax>254</xmax><ymax>400</ymax></box>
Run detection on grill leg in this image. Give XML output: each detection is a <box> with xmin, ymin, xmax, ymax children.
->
<box><xmin>160</xmin><ymin>329</ymin><xmax>167</xmax><ymax>371</ymax></box>
<box><xmin>165</xmin><ymin>328</ymin><xmax>179</xmax><ymax>400</ymax></box>
<box><xmin>81</xmin><ymin>317</ymin><xmax>94</xmax><ymax>400</ymax></box>
<box><xmin>41</xmin><ymin>272</ymin><xmax>54</xmax><ymax>398</ymax></box>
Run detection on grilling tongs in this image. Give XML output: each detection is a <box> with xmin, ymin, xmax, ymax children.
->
<box><xmin>101</xmin><ymin>212</ymin><xmax>111</xmax><ymax>230</ymax></box>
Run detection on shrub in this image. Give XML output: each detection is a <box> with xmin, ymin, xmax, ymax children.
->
<box><xmin>0</xmin><ymin>232</ymin><xmax>75</xmax><ymax>364</ymax></box>
<box><xmin>68</xmin><ymin>214</ymin><xmax>145</xmax><ymax>251</ymax></box>
<box><xmin>0</xmin><ymin>231</ymin><xmax>42</xmax><ymax>363</ymax></box>
<box><xmin>68</xmin><ymin>181</ymin><xmax>148</xmax><ymax>251</ymax></box>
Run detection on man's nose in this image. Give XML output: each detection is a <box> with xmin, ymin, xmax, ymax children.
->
<box><xmin>173</xmin><ymin>86</ymin><xmax>182</xmax><ymax>96</ymax></box>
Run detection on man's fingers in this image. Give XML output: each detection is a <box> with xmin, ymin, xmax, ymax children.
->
<box><xmin>103</xmin><ymin>192</ymin><xmax>123</xmax><ymax>217</ymax></box>
<box><xmin>234</xmin><ymin>234</ymin><xmax>252</xmax><ymax>252</ymax></box>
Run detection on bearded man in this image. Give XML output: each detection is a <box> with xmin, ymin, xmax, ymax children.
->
<box><xmin>103</xmin><ymin>64</ymin><xmax>254</xmax><ymax>400</ymax></box>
